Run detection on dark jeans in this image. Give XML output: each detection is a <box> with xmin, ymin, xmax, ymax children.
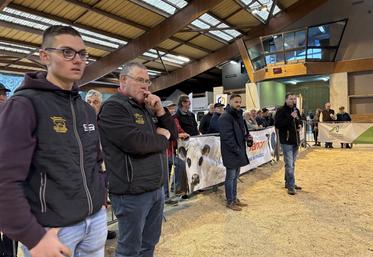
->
<box><xmin>110</xmin><ymin>188</ymin><xmax>164</xmax><ymax>257</ymax></box>
<box><xmin>166</xmin><ymin>156</ymin><xmax>187</xmax><ymax>195</ymax></box>
<box><xmin>0</xmin><ymin>234</ymin><xmax>17</xmax><ymax>257</ymax></box>
<box><xmin>281</xmin><ymin>144</ymin><xmax>298</xmax><ymax>189</ymax></box>
<box><xmin>225</xmin><ymin>167</ymin><xmax>240</xmax><ymax>204</ymax></box>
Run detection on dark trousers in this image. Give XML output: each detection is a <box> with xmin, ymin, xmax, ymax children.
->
<box><xmin>110</xmin><ymin>188</ymin><xmax>164</xmax><ymax>257</ymax></box>
<box><xmin>0</xmin><ymin>234</ymin><xmax>17</xmax><ymax>257</ymax></box>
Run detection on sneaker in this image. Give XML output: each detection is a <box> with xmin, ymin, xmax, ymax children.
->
<box><xmin>234</xmin><ymin>199</ymin><xmax>248</xmax><ymax>207</ymax></box>
<box><xmin>287</xmin><ymin>188</ymin><xmax>296</xmax><ymax>195</ymax></box>
<box><xmin>226</xmin><ymin>202</ymin><xmax>242</xmax><ymax>211</ymax></box>
<box><xmin>165</xmin><ymin>199</ymin><xmax>178</xmax><ymax>205</ymax></box>
<box><xmin>107</xmin><ymin>230</ymin><xmax>117</xmax><ymax>240</ymax></box>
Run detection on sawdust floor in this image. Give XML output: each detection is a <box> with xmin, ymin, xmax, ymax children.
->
<box><xmin>106</xmin><ymin>147</ymin><xmax>373</xmax><ymax>257</ymax></box>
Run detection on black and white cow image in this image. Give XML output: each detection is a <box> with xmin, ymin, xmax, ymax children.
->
<box><xmin>178</xmin><ymin>136</ymin><xmax>226</xmax><ymax>192</ymax></box>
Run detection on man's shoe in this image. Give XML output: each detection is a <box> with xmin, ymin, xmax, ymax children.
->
<box><xmin>165</xmin><ymin>199</ymin><xmax>178</xmax><ymax>205</ymax></box>
<box><xmin>226</xmin><ymin>202</ymin><xmax>242</xmax><ymax>211</ymax></box>
<box><xmin>294</xmin><ymin>185</ymin><xmax>302</xmax><ymax>190</ymax></box>
<box><xmin>234</xmin><ymin>199</ymin><xmax>248</xmax><ymax>207</ymax></box>
<box><xmin>107</xmin><ymin>230</ymin><xmax>116</xmax><ymax>240</ymax></box>
<box><xmin>287</xmin><ymin>188</ymin><xmax>296</xmax><ymax>195</ymax></box>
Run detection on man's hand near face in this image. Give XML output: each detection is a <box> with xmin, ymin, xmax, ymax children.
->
<box><xmin>144</xmin><ymin>91</ymin><xmax>165</xmax><ymax>117</ymax></box>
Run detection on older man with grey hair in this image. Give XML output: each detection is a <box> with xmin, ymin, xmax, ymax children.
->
<box><xmin>98</xmin><ymin>62</ymin><xmax>177</xmax><ymax>257</ymax></box>
<box><xmin>85</xmin><ymin>89</ymin><xmax>103</xmax><ymax>114</ymax></box>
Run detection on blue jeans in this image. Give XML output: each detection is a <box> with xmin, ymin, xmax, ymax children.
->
<box><xmin>225</xmin><ymin>167</ymin><xmax>240</xmax><ymax>204</ymax></box>
<box><xmin>281</xmin><ymin>144</ymin><xmax>299</xmax><ymax>189</ymax></box>
<box><xmin>110</xmin><ymin>187</ymin><xmax>164</xmax><ymax>257</ymax></box>
<box><xmin>22</xmin><ymin>207</ymin><xmax>107</xmax><ymax>257</ymax></box>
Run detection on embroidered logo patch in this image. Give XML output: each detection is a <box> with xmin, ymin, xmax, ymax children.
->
<box><xmin>83</xmin><ymin>123</ymin><xmax>95</xmax><ymax>132</ymax></box>
<box><xmin>50</xmin><ymin>116</ymin><xmax>68</xmax><ymax>133</ymax></box>
<box><xmin>134</xmin><ymin>113</ymin><xmax>145</xmax><ymax>124</ymax></box>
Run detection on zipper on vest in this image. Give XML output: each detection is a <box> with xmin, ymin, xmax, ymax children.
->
<box><xmin>39</xmin><ymin>172</ymin><xmax>47</xmax><ymax>213</ymax></box>
<box><xmin>70</xmin><ymin>96</ymin><xmax>93</xmax><ymax>215</ymax></box>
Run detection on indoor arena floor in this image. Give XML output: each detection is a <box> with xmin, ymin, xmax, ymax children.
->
<box><xmin>149</xmin><ymin>146</ymin><xmax>373</xmax><ymax>257</ymax></box>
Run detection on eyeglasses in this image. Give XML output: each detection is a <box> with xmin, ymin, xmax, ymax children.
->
<box><xmin>44</xmin><ymin>47</ymin><xmax>89</xmax><ymax>61</ymax></box>
<box><xmin>126</xmin><ymin>75</ymin><xmax>152</xmax><ymax>86</ymax></box>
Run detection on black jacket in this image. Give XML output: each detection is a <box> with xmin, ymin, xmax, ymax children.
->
<box><xmin>275</xmin><ymin>104</ymin><xmax>302</xmax><ymax>145</ymax></box>
<box><xmin>337</xmin><ymin>112</ymin><xmax>351</xmax><ymax>122</ymax></box>
<box><xmin>199</xmin><ymin>112</ymin><xmax>212</xmax><ymax>134</ymax></box>
<box><xmin>207</xmin><ymin>112</ymin><xmax>221</xmax><ymax>134</ymax></box>
<box><xmin>98</xmin><ymin>93</ymin><xmax>177</xmax><ymax>195</ymax></box>
<box><xmin>0</xmin><ymin>72</ymin><xmax>105</xmax><ymax>249</ymax></box>
<box><xmin>322</xmin><ymin>109</ymin><xmax>335</xmax><ymax>122</ymax></box>
<box><xmin>218</xmin><ymin>106</ymin><xmax>249</xmax><ymax>169</ymax></box>
<box><xmin>176</xmin><ymin>109</ymin><xmax>199</xmax><ymax>136</ymax></box>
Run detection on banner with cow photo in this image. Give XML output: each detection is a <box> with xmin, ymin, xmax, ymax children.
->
<box><xmin>177</xmin><ymin>127</ymin><xmax>276</xmax><ymax>192</ymax></box>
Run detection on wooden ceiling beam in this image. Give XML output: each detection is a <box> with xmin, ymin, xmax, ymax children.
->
<box><xmin>63</xmin><ymin>0</ymin><xmax>211</xmax><ymax>54</ymax></box>
<box><xmin>151</xmin><ymin>0</ymin><xmax>328</xmax><ymax>92</ymax></box>
<box><xmin>0</xmin><ymin>0</ymin><xmax>12</xmax><ymax>11</ymax></box>
<box><xmin>79</xmin><ymin>0</ymin><xmax>222</xmax><ymax>85</ymax></box>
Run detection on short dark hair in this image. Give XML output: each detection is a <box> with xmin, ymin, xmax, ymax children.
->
<box><xmin>230</xmin><ymin>94</ymin><xmax>241</xmax><ymax>101</ymax></box>
<box><xmin>178</xmin><ymin>95</ymin><xmax>190</xmax><ymax>107</ymax></box>
<box><xmin>285</xmin><ymin>93</ymin><xmax>294</xmax><ymax>99</ymax></box>
<box><xmin>42</xmin><ymin>25</ymin><xmax>82</xmax><ymax>48</ymax></box>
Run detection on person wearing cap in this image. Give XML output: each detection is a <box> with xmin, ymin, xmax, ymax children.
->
<box><xmin>337</xmin><ymin>106</ymin><xmax>352</xmax><ymax>148</ymax></box>
<box><xmin>0</xmin><ymin>83</ymin><xmax>11</xmax><ymax>104</ymax></box>
<box><xmin>207</xmin><ymin>103</ymin><xmax>225</xmax><ymax>134</ymax></box>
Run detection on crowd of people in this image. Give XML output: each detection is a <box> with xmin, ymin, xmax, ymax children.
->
<box><xmin>0</xmin><ymin>24</ymin><xmax>354</xmax><ymax>257</ymax></box>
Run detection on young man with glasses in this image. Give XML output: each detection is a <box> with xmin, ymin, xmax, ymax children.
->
<box><xmin>98</xmin><ymin>62</ymin><xmax>177</xmax><ymax>257</ymax></box>
<box><xmin>0</xmin><ymin>25</ymin><xmax>107</xmax><ymax>257</ymax></box>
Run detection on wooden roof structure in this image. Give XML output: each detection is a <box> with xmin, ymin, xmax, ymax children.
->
<box><xmin>0</xmin><ymin>0</ymin><xmax>326</xmax><ymax>92</ymax></box>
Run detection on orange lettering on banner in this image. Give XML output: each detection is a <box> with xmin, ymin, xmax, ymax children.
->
<box><xmin>249</xmin><ymin>141</ymin><xmax>266</xmax><ymax>151</ymax></box>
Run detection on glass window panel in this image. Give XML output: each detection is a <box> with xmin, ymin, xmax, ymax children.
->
<box><xmin>284</xmin><ymin>30</ymin><xmax>306</xmax><ymax>50</ymax></box>
<box><xmin>141</xmin><ymin>0</ymin><xmax>176</xmax><ymax>15</ymax></box>
<box><xmin>262</xmin><ymin>34</ymin><xmax>283</xmax><ymax>53</ymax></box>
<box><xmin>247</xmin><ymin>41</ymin><xmax>263</xmax><ymax>60</ymax></box>
<box><xmin>210</xmin><ymin>31</ymin><xmax>233</xmax><ymax>41</ymax></box>
<box><xmin>167</xmin><ymin>0</ymin><xmax>188</xmax><ymax>8</ymax></box>
<box><xmin>252</xmin><ymin>56</ymin><xmax>266</xmax><ymax>70</ymax></box>
<box><xmin>308</xmin><ymin>20</ymin><xmax>346</xmax><ymax>47</ymax></box>
<box><xmin>307</xmin><ymin>48</ymin><xmax>337</xmax><ymax>61</ymax></box>
<box><xmin>265</xmin><ymin>53</ymin><xmax>284</xmax><ymax>65</ymax></box>
<box><xmin>191</xmin><ymin>19</ymin><xmax>210</xmax><ymax>29</ymax></box>
<box><xmin>199</xmin><ymin>13</ymin><xmax>220</xmax><ymax>26</ymax></box>
<box><xmin>285</xmin><ymin>49</ymin><xmax>306</xmax><ymax>63</ymax></box>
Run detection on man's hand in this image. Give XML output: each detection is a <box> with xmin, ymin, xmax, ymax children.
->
<box><xmin>178</xmin><ymin>132</ymin><xmax>190</xmax><ymax>140</ymax></box>
<box><xmin>29</xmin><ymin>228</ymin><xmax>71</xmax><ymax>257</ymax></box>
<box><xmin>156</xmin><ymin>127</ymin><xmax>170</xmax><ymax>140</ymax></box>
<box><xmin>291</xmin><ymin>111</ymin><xmax>298</xmax><ymax>119</ymax></box>
<box><xmin>144</xmin><ymin>92</ymin><xmax>165</xmax><ymax>117</ymax></box>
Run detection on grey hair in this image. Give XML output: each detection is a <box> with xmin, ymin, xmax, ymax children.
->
<box><xmin>120</xmin><ymin>62</ymin><xmax>147</xmax><ymax>76</ymax></box>
<box><xmin>85</xmin><ymin>89</ymin><xmax>102</xmax><ymax>102</ymax></box>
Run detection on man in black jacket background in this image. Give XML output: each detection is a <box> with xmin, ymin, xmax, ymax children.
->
<box><xmin>175</xmin><ymin>95</ymin><xmax>199</xmax><ymax>136</ymax></box>
<box><xmin>98</xmin><ymin>62</ymin><xmax>177</xmax><ymax>257</ymax></box>
<box><xmin>219</xmin><ymin>94</ymin><xmax>249</xmax><ymax>211</ymax></box>
<box><xmin>275</xmin><ymin>93</ymin><xmax>302</xmax><ymax>195</ymax></box>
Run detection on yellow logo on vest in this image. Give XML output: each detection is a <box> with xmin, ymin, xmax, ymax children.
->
<box><xmin>50</xmin><ymin>116</ymin><xmax>68</xmax><ymax>133</ymax></box>
<box><xmin>134</xmin><ymin>113</ymin><xmax>145</xmax><ymax>124</ymax></box>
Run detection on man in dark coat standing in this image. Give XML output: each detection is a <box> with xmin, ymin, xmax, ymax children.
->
<box><xmin>275</xmin><ymin>93</ymin><xmax>302</xmax><ymax>195</ymax></box>
<box><xmin>321</xmin><ymin>102</ymin><xmax>336</xmax><ymax>148</ymax></box>
<box><xmin>219</xmin><ymin>94</ymin><xmax>249</xmax><ymax>211</ymax></box>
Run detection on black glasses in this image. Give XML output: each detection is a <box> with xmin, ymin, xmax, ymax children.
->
<box><xmin>126</xmin><ymin>75</ymin><xmax>152</xmax><ymax>86</ymax></box>
<box><xmin>45</xmin><ymin>47</ymin><xmax>89</xmax><ymax>61</ymax></box>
